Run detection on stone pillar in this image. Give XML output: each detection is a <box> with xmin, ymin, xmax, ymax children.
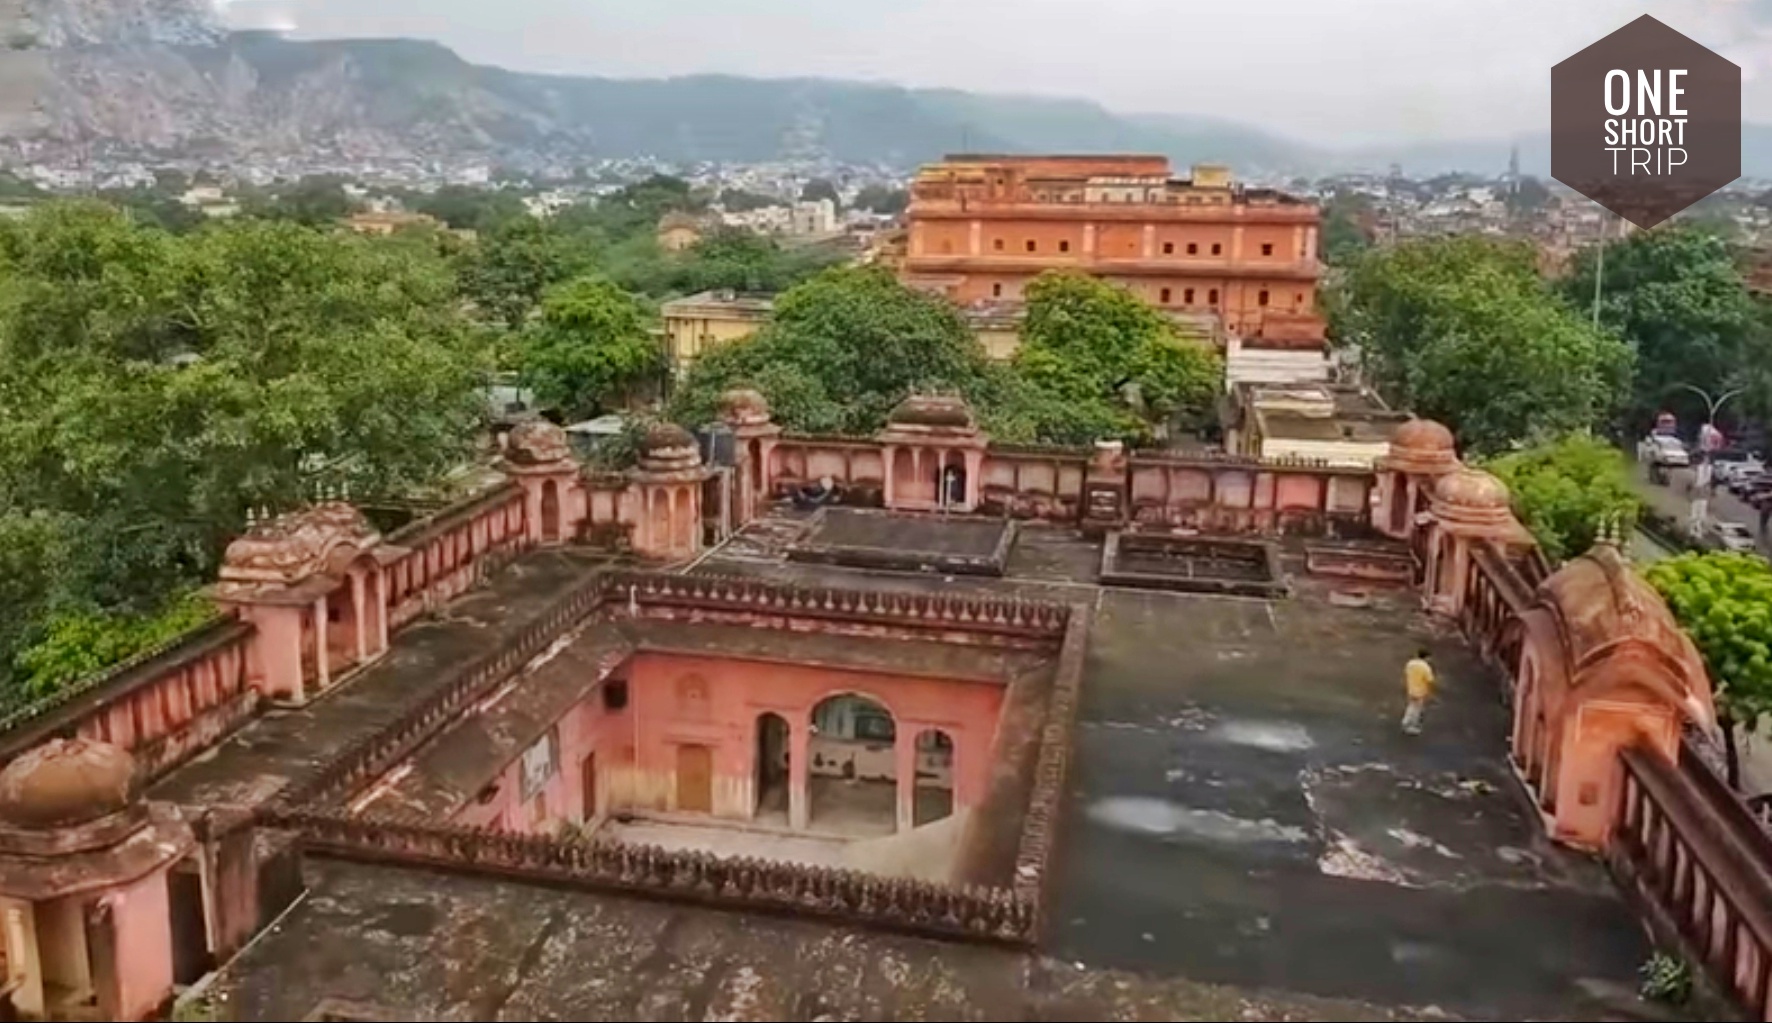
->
<box><xmin>239</xmin><ymin>604</ymin><xmax>306</xmax><ymax>703</ymax></box>
<box><xmin>312</xmin><ymin>596</ymin><xmax>330</xmax><ymax>695</ymax></box>
<box><xmin>788</xmin><ymin>722</ymin><xmax>810</xmax><ymax>831</ymax></box>
<box><xmin>968</xmin><ymin>219</ymin><xmax>982</xmax><ymax>256</ymax></box>
<box><xmin>374</xmin><ymin>568</ymin><xmax>390</xmax><ymax>655</ymax></box>
<box><xmin>964</xmin><ymin>449</ymin><xmax>986</xmax><ymax>511</ymax></box>
<box><xmin>351</xmin><ymin>570</ymin><xmax>368</xmax><ymax>665</ymax></box>
<box><xmin>1083</xmin><ymin>223</ymin><xmax>1097</xmax><ymax>258</ymax></box>
<box><xmin>1304</xmin><ymin>226</ymin><xmax>1318</xmax><ymax>263</ymax></box>
<box><xmin>895</xmin><ymin>729</ymin><xmax>918</xmax><ymax>833</ymax></box>
<box><xmin>881</xmin><ymin>445</ymin><xmax>897</xmax><ymax>507</ymax></box>
<box><xmin>1141</xmin><ymin>223</ymin><xmax>1156</xmax><ymax>259</ymax></box>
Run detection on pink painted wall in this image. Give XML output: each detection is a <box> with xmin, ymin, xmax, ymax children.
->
<box><xmin>455</xmin><ymin>652</ymin><xmax>1006</xmax><ymax>832</ymax></box>
<box><xmin>64</xmin><ymin>632</ymin><xmax>252</xmax><ymax>765</ymax></box>
<box><xmin>108</xmin><ymin>872</ymin><xmax>176</xmax><ymax>1022</ymax></box>
<box><xmin>620</xmin><ymin>653</ymin><xmax>1003</xmax><ymax>819</ymax></box>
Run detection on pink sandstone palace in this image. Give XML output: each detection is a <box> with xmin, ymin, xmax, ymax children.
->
<box><xmin>0</xmin><ymin>393</ymin><xmax>1764</xmax><ymax>1020</ymax></box>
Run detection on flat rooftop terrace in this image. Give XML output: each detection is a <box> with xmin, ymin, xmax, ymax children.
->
<box><xmin>202</xmin><ymin>515</ymin><xmax>1656</xmax><ymax>1020</ymax></box>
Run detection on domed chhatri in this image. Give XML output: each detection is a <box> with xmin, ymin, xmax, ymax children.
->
<box><xmin>720</xmin><ymin>388</ymin><xmax>772</xmax><ymax>427</ymax></box>
<box><xmin>0</xmin><ymin>738</ymin><xmax>140</xmax><ymax>830</ymax></box>
<box><xmin>1386</xmin><ymin>417</ymin><xmax>1458</xmax><ymax>476</ymax></box>
<box><xmin>220</xmin><ymin>501</ymin><xmax>381</xmax><ymax>585</ymax></box>
<box><xmin>1432</xmin><ymin>466</ymin><xmax>1514</xmax><ymax>525</ymax></box>
<box><xmin>504</xmin><ymin>418</ymin><xmax>574</xmax><ymax>467</ymax></box>
<box><xmin>637</xmin><ymin>420</ymin><xmax>704</xmax><ymax>475</ymax></box>
<box><xmin>885</xmin><ymin>393</ymin><xmax>978</xmax><ymax>434</ymax></box>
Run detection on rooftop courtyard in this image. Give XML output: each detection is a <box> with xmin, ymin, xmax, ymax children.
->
<box><xmin>193</xmin><ymin>515</ymin><xmax>1658</xmax><ymax>1021</ymax></box>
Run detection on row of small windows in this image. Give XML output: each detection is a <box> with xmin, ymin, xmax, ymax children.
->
<box><xmin>989</xmin><ymin>238</ymin><xmax>1279</xmax><ymax>257</ymax></box>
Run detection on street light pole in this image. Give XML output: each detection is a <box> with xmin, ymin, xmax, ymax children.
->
<box><xmin>1592</xmin><ymin>209</ymin><xmax>1608</xmax><ymax>330</ymax></box>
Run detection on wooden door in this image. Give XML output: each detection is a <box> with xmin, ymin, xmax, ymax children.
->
<box><xmin>580</xmin><ymin>753</ymin><xmax>597</xmax><ymax>820</ymax></box>
<box><xmin>676</xmin><ymin>744</ymin><xmax>713</xmax><ymax>813</ymax></box>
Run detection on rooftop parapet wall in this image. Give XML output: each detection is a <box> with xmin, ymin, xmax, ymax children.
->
<box><xmin>600</xmin><ymin>569</ymin><xmax>1073</xmax><ymax>641</ymax></box>
<box><xmin>261</xmin><ymin>808</ymin><xmax>1040</xmax><ymax>944</ymax></box>
<box><xmin>0</xmin><ymin>480</ymin><xmax>540</xmax><ymax>778</ymax></box>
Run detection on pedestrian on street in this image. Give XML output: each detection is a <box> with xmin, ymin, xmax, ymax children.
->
<box><xmin>1402</xmin><ymin>649</ymin><xmax>1435</xmax><ymax>736</ymax></box>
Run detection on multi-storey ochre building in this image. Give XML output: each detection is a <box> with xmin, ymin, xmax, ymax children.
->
<box><xmin>901</xmin><ymin>155</ymin><xmax>1325</xmax><ymax>343</ymax></box>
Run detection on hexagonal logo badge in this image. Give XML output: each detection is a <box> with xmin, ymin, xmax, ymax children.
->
<box><xmin>1552</xmin><ymin>15</ymin><xmax>1740</xmax><ymax>229</ymax></box>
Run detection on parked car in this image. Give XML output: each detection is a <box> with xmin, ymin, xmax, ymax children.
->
<box><xmin>1714</xmin><ymin>451</ymin><xmax>1765</xmax><ymax>483</ymax></box>
<box><xmin>1730</xmin><ymin>471</ymin><xmax>1772</xmax><ymax>498</ymax></box>
<box><xmin>1643</xmin><ymin>434</ymin><xmax>1691</xmax><ymax>468</ymax></box>
<box><xmin>1706</xmin><ymin>520</ymin><xmax>1759</xmax><ymax>553</ymax></box>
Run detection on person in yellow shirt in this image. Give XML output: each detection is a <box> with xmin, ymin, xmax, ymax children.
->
<box><xmin>1402</xmin><ymin>649</ymin><xmax>1435</xmax><ymax>735</ymax></box>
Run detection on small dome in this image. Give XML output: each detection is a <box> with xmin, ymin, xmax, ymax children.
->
<box><xmin>641</xmin><ymin>421</ymin><xmax>698</xmax><ymax>455</ymax></box>
<box><xmin>1386</xmin><ymin>418</ymin><xmax>1458</xmax><ymax>476</ymax></box>
<box><xmin>886</xmin><ymin>394</ymin><xmax>977</xmax><ymax>431</ymax></box>
<box><xmin>220</xmin><ymin>501</ymin><xmax>380</xmax><ymax>586</ymax></box>
<box><xmin>1436</xmin><ymin>467</ymin><xmax>1510</xmax><ymax>510</ymax></box>
<box><xmin>720</xmin><ymin>388</ymin><xmax>771</xmax><ymax>426</ymax></box>
<box><xmin>635</xmin><ymin>420</ymin><xmax>704</xmax><ymax>475</ymax></box>
<box><xmin>0</xmin><ymin>739</ymin><xmax>139</xmax><ymax>830</ymax></box>
<box><xmin>505</xmin><ymin>419</ymin><xmax>573</xmax><ymax>467</ymax></box>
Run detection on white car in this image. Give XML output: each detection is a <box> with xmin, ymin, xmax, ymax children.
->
<box><xmin>1644</xmin><ymin>435</ymin><xmax>1690</xmax><ymax>467</ymax></box>
<box><xmin>1707</xmin><ymin>520</ymin><xmax>1758</xmax><ymax>553</ymax></box>
<box><xmin>1716</xmin><ymin>454</ymin><xmax>1766</xmax><ymax>483</ymax></box>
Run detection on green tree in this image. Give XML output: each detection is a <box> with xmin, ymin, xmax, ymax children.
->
<box><xmin>853</xmin><ymin>184</ymin><xmax>910</xmax><ymax>216</ymax></box>
<box><xmin>413</xmin><ymin>185</ymin><xmax>528</xmax><ymax>232</ymax></box>
<box><xmin>519</xmin><ymin>277</ymin><xmax>662</xmax><ymax>418</ymax></box>
<box><xmin>244</xmin><ymin>175</ymin><xmax>360</xmax><ymax>226</ymax></box>
<box><xmin>1563</xmin><ymin>225</ymin><xmax>1758</xmax><ymax>430</ymax></box>
<box><xmin>669</xmin><ymin>266</ymin><xmax>999</xmax><ymax>435</ymax></box>
<box><xmin>674</xmin><ymin>227</ymin><xmax>838</xmax><ymax>295</ymax></box>
<box><xmin>1321</xmin><ymin>191</ymin><xmax>1374</xmax><ymax>264</ymax></box>
<box><xmin>1644</xmin><ymin>552</ymin><xmax>1772</xmax><ymax>787</ymax></box>
<box><xmin>717</xmin><ymin>188</ymin><xmax>779</xmax><ymax>213</ymax></box>
<box><xmin>800</xmin><ymin>178</ymin><xmax>841</xmax><ymax>208</ymax></box>
<box><xmin>457</xmin><ymin>217</ymin><xmax>589</xmax><ymax>331</ymax></box>
<box><xmin>1485</xmin><ymin>434</ymin><xmax>1641</xmax><ymax>563</ymax></box>
<box><xmin>0</xmin><ymin>203</ymin><xmax>491</xmax><ymax>697</ymax></box>
<box><xmin>1331</xmin><ymin>235</ymin><xmax>1631</xmax><ymax>453</ymax></box>
<box><xmin>1014</xmin><ymin>272</ymin><xmax>1222</xmax><ymax>444</ymax></box>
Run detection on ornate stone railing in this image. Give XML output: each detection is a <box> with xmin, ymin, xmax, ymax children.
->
<box><xmin>262</xmin><ymin>808</ymin><xmax>1037</xmax><ymax>944</ymax></box>
<box><xmin>276</xmin><ymin>572</ymin><xmax>609</xmax><ymax>811</ymax></box>
<box><xmin>381</xmin><ymin>482</ymin><xmax>529</xmax><ymax>630</ymax></box>
<box><xmin>0</xmin><ymin>618</ymin><xmax>256</xmax><ymax>771</ymax></box>
<box><xmin>1461</xmin><ymin>542</ymin><xmax>1534</xmax><ymax>682</ymax></box>
<box><xmin>1011</xmin><ymin>606</ymin><xmax>1090</xmax><ymax>923</ymax></box>
<box><xmin>1614</xmin><ymin>746</ymin><xmax>1772</xmax><ymax>1020</ymax></box>
<box><xmin>599</xmin><ymin>570</ymin><xmax>1073</xmax><ymax>638</ymax></box>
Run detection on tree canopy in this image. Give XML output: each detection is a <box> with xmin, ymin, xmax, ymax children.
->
<box><xmin>1484</xmin><ymin>434</ymin><xmax>1641</xmax><ymax>563</ymax></box>
<box><xmin>1644</xmin><ymin>552</ymin><xmax>1772</xmax><ymax>786</ymax></box>
<box><xmin>853</xmin><ymin>184</ymin><xmax>910</xmax><ymax>216</ymax></box>
<box><xmin>0</xmin><ymin>202</ymin><xmax>491</xmax><ymax>703</ymax></box>
<box><xmin>668</xmin><ymin>266</ymin><xmax>1001</xmax><ymax>436</ymax></box>
<box><xmin>1561</xmin><ymin>225</ymin><xmax>1763</xmax><ymax>432</ymax></box>
<box><xmin>519</xmin><ymin>276</ymin><xmax>662</xmax><ymax>419</ymax></box>
<box><xmin>1013</xmin><ymin>272</ymin><xmax>1221</xmax><ymax>444</ymax></box>
<box><xmin>1329</xmin><ymin>235</ymin><xmax>1632</xmax><ymax>454</ymax></box>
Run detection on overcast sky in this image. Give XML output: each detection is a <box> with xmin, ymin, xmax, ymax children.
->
<box><xmin>221</xmin><ymin>0</ymin><xmax>1772</xmax><ymax>145</ymax></box>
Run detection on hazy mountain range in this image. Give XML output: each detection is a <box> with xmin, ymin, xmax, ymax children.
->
<box><xmin>4</xmin><ymin>0</ymin><xmax>1771</xmax><ymax>179</ymax></box>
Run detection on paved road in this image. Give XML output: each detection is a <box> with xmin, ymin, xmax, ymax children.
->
<box><xmin>1633</xmin><ymin>460</ymin><xmax>1772</xmax><ymax>556</ymax></box>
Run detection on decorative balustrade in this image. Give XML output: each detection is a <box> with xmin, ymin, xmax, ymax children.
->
<box><xmin>1615</xmin><ymin>747</ymin><xmax>1772</xmax><ymax>1020</ymax></box>
<box><xmin>262</xmin><ymin>807</ymin><xmax>1038</xmax><ymax>944</ymax></box>
<box><xmin>599</xmin><ymin>570</ymin><xmax>1073</xmax><ymax>638</ymax></box>
<box><xmin>381</xmin><ymin>483</ymin><xmax>528</xmax><ymax>630</ymax></box>
<box><xmin>1462</xmin><ymin>542</ymin><xmax>1533</xmax><ymax>682</ymax></box>
<box><xmin>277</xmin><ymin>573</ymin><xmax>610</xmax><ymax>811</ymax></box>
<box><xmin>1011</xmin><ymin>606</ymin><xmax>1090</xmax><ymax>923</ymax></box>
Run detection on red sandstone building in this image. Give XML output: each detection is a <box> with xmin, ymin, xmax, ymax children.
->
<box><xmin>4</xmin><ymin>394</ymin><xmax>1772</xmax><ymax>1020</ymax></box>
<box><xmin>901</xmin><ymin>155</ymin><xmax>1327</xmax><ymax>346</ymax></box>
